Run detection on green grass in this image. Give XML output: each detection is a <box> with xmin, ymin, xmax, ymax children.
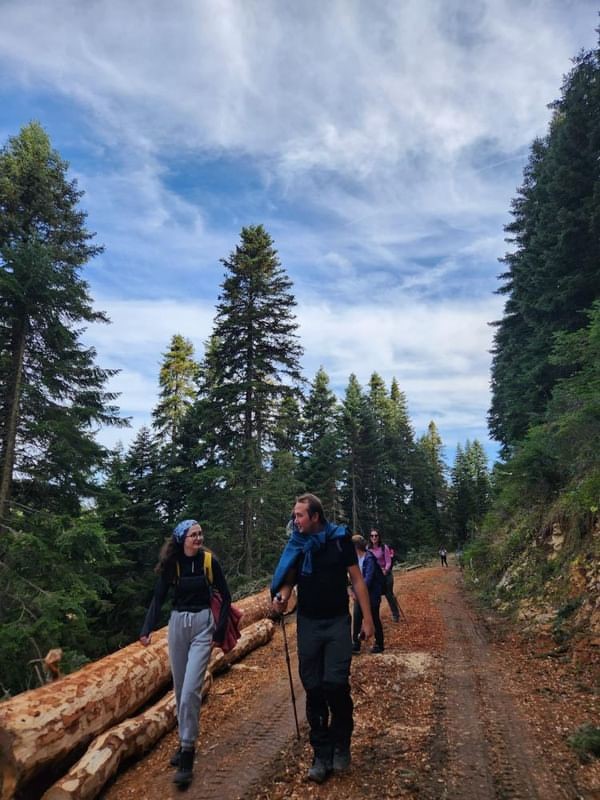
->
<box><xmin>568</xmin><ymin>724</ymin><xmax>600</xmax><ymax>762</ymax></box>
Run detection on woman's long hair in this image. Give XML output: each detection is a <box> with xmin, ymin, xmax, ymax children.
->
<box><xmin>155</xmin><ymin>537</ymin><xmax>180</xmax><ymax>576</ymax></box>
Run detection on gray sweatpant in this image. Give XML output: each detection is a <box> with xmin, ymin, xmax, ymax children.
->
<box><xmin>168</xmin><ymin>608</ymin><xmax>214</xmax><ymax>749</ymax></box>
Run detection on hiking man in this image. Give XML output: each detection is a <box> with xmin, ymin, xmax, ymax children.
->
<box><xmin>271</xmin><ymin>494</ymin><xmax>375</xmax><ymax>784</ymax></box>
<box><xmin>439</xmin><ymin>546</ymin><xmax>448</xmax><ymax>567</ymax></box>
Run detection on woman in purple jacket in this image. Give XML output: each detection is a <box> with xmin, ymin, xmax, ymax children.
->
<box><xmin>351</xmin><ymin>535</ymin><xmax>385</xmax><ymax>653</ymax></box>
<box><xmin>368</xmin><ymin>529</ymin><xmax>400</xmax><ymax>622</ymax></box>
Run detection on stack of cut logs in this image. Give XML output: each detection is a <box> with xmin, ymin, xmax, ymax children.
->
<box><xmin>0</xmin><ymin>588</ymin><xmax>293</xmax><ymax>800</ymax></box>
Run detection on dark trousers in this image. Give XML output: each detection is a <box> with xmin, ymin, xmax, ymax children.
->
<box><xmin>297</xmin><ymin>614</ymin><xmax>353</xmax><ymax>758</ymax></box>
<box><xmin>383</xmin><ymin>571</ymin><xmax>400</xmax><ymax>620</ymax></box>
<box><xmin>352</xmin><ymin>596</ymin><xmax>384</xmax><ymax>649</ymax></box>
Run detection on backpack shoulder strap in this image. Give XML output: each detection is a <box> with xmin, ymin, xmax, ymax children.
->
<box><xmin>203</xmin><ymin>549</ymin><xmax>213</xmax><ymax>585</ymax></box>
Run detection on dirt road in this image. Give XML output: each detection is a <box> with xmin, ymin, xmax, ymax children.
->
<box><xmin>101</xmin><ymin>566</ymin><xmax>599</xmax><ymax>800</ymax></box>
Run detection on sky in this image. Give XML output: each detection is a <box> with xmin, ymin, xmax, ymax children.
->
<box><xmin>1</xmin><ymin>0</ymin><xmax>598</xmax><ymax>466</ymax></box>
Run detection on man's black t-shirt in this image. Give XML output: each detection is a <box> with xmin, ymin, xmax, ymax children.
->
<box><xmin>296</xmin><ymin>533</ymin><xmax>357</xmax><ymax>619</ymax></box>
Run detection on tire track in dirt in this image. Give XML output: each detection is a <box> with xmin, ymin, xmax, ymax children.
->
<box><xmin>99</xmin><ymin>619</ymin><xmax>306</xmax><ymax>800</ymax></box>
<box><xmin>429</xmin><ymin>573</ymin><xmax>576</xmax><ymax>800</ymax></box>
<box><xmin>193</xmin><ymin>640</ymin><xmax>306</xmax><ymax>800</ymax></box>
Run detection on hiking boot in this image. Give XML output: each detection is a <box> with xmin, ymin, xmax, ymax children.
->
<box><xmin>173</xmin><ymin>748</ymin><xmax>194</xmax><ymax>786</ymax></box>
<box><xmin>333</xmin><ymin>746</ymin><xmax>351</xmax><ymax>773</ymax></box>
<box><xmin>307</xmin><ymin>756</ymin><xmax>332</xmax><ymax>783</ymax></box>
<box><xmin>169</xmin><ymin>747</ymin><xmax>181</xmax><ymax>767</ymax></box>
<box><xmin>370</xmin><ymin>644</ymin><xmax>384</xmax><ymax>654</ymax></box>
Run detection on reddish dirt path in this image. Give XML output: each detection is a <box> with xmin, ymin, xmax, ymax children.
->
<box><xmin>101</xmin><ymin>565</ymin><xmax>600</xmax><ymax>800</ymax></box>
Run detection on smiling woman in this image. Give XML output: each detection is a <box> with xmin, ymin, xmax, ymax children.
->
<box><xmin>139</xmin><ymin>518</ymin><xmax>233</xmax><ymax>787</ymax></box>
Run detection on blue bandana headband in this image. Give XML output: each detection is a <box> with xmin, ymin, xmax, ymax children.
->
<box><xmin>173</xmin><ymin>519</ymin><xmax>199</xmax><ymax>543</ymax></box>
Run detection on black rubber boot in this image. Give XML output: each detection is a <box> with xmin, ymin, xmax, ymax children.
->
<box><xmin>307</xmin><ymin>754</ymin><xmax>332</xmax><ymax>783</ymax></box>
<box><xmin>169</xmin><ymin>747</ymin><xmax>181</xmax><ymax>767</ymax></box>
<box><xmin>173</xmin><ymin>748</ymin><xmax>194</xmax><ymax>786</ymax></box>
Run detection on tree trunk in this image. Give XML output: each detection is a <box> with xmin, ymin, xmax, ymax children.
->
<box><xmin>243</xmin><ymin>494</ymin><xmax>254</xmax><ymax>576</ymax></box>
<box><xmin>0</xmin><ymin>315</ymin><xmax>27</xmax><ymax>524</ymax></box>
<box><xmin>0</xmin><ymin>628</ymin><xmax>170</xmax><ymax>800</ymax></box>
<box><xmin>41</xmin><ymin>619</ymin><xmax>275</xmax><ymax>800</ymax></box>
<box><xmin>0</xmin><ymin>589</ymin><xmax>288</xmax><ymax>800</ymax></box>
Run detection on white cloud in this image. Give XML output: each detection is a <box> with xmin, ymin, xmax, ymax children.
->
<box><xmin>86</xmin><ymin>297</ymin><xmax>215</xmax><ymax>355</ymax></box>
<box><xmin>87</xmin><ymin>293</ymin><xmax>503</xmax><ymax>460</ymax></box>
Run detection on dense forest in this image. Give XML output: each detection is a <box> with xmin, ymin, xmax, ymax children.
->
<box><xmin>471</xmin><ymin>38</ymin><xmax>600</xmax><ymax>613</ymax></box>
<box><xmin>1</xmin><ymin>31</ymin><xmax>599</xmax><ymax>698</ymax></box>
<box><xmin>0</xmin><ymin>124</ymin><xmax>491</xmax><ymax>696</ymax></box>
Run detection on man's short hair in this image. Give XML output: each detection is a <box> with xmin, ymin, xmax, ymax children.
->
<box><xmin>352</xmin><ymin>534</ymin><xmax>367</xmax><ymax>550</ymax></box>
<box><xmin>295</xmin><ymin>493</ymin><xmax>326</xmax><ymax>523</ymax></box>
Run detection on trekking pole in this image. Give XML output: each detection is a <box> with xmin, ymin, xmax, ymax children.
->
<box><xmin>276</xmin><ymin>594</ymin><xmax>300</xmax><ymax>740</ymax></box>
<box><xmin>397</xmin><ymin>602</ymin><xmax>408</xmax><ymax>623</ymax></box>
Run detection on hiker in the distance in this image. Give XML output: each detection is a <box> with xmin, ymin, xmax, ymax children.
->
<box><xmin>351</xmin><ymin>534</ymin><xmax>385</xmax><ymax>654</ymax></box>
<box><xmin>140</xmin><ymin>519</ymin><xmax>232</xmax><ymax>787</ymax></box>
<box><xmin>438</xmin><ymin>546</ymin><xmax>448</xmax><ymax>567</ymax></box>
<box><xmin>271</xmin><ymin>494</ymin><xmax>375</xmax><ymax>784</ymax></box>
<box><xmin>367</xmin><ymin>529</ymin><xmax>401</xmax><ymax>622</ymax></box>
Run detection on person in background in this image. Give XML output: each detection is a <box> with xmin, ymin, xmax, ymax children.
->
<box><xmin>140</xmin><ymin>519</ymin><xmax>232</xmax><ymax>787</ymax></box>
<box><xmin>439</xmin><ymin>546</ymin><xmax>448</xmax><ymax>567</ymax></box>
<box><xmin>367</xmin><ymin>529</ymin><xmax>401</xmax><ymax>622</ymax></box>
<box><xmin>271</xmin><ymin>494</ymin><xmax>374</xmax><ymax>784</ymax></box>
<box><xmin>351</xmin><ymin>535</ymin><xmax>385</xmax><ymax>654</ymax></box>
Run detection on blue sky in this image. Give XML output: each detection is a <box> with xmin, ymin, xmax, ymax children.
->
<box><xmin>1</xmin><ymin>0</ymin><xmax>598</xmax><ymax>466</ymax></box>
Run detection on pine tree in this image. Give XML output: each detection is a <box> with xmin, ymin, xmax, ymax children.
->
<box><xmin>411</xmin><ymin>421</ymin><xmax>447</xmax><ymax>547</ymax></box>
<box><xmin>339</xmin><ymin>374</ymin><xmax>372</xmax><ymax>532</ymax></box>
<box><xmin>151</xmin><ymin>334</ymin><xmax>200</xmax><ymax>522</ymax></box>
<box><xmin>259</xmin><ymin>394</ymin><xmax>304</xmax><ymax>572</ymax></box>
<box><xmin>95</xmin><ymin>429</ymin><xmax>167</xmax><ymax>649</ymax></box>
<box><xmin>386</xmin><ymin>378</ymin><xmax>416</xmax><ymax>553</ymax></box>
<box><xmin>448</xmin><ymin>440</ymin><xmax>491</xmax><ymax>545</ymax></box>
<box><xmin>364</xmin><ymin>372</ymin><xmax>397</xmax><ymax>535</ymax></box>
<box><xmin>201</xmin><ymin>225</ymin><xmax>303</xmax><ymax>576</ymax></box>
<box><xmin>0</xmin><ymin>123</ymin><xmax>125</xmax><ymax>522</ymax></box>
<box><xmin>490</xmin><ymin>43</ymin><xmax>600</xmax><ymax>453</ymax></box>
<box><xmin>300</xmin><ymin>367</ymin><xmax>342</xmax><ymax>519</ymax></box>
<box><xmin>152</xmin><ymin>334</ymin><xmax>199</xmax><ymax>447</ymax></box>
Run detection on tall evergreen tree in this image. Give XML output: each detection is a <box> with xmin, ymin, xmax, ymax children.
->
<box><xmin>411</xmin><ymin>421</ymin><xmax>447</xmax><ymax>547</ymax></box>
<box><xmin>339</xmin><ymin>374</ymin><xmax>373</xmax><ymax>532</ymax></box>
<box><xmin>300</xmin><ymin>367</ymin><xmax>342</xmax><ymax>519</ymax></box>
<box><xmin>0</xmin><ymin>122</ymin><xmax>125</xmax><ymax>522</ymax></box>
<box><xmin>151</xmin><ymin>334</ymin><xmax>200</xmax><ymax>522</ymax></box>
<box><xmin>201</xmin><ymin>225</ymin><xmax>303</xmax><ymax>576</ymax></box>
<box><xmin>364</xmin><ymin>372</ymin><xmax>396</xmax><ymax>534</ymax></box>
<box><xmin>95</xmin><ymin>429</ymin><xmax>167</xmax><ymax>649</ymax></box>
<box><xmin>152</xmin><ymin>334</ymin><xmax>200</xmax><ymax>447</ymax></box>
<box><xmin>490</xmin><ymin>42</ymin><xmax>600</xmax><ymax>453</ymax></box>
<box><xmin>385</xmin><ymin>378</ymin><xmax>416</xmax><ymax>553</ymax></box>
<box><xmin>448</xmin><ymin>440</ymin><xmax>491</xmax><ymax>545</ymax></box>
<box><xmin>259</xmin><ymin>393</ymin><xmax>304</xmax><ymax>572</ymax></box>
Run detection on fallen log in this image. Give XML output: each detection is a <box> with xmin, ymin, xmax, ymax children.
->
<box><xmin>235</xmin><ymin>587</ymin><xmax>296</xmax><ymax>626</ymax></box>
<box><xmin>0</xmin><ymin>627</ymin><xmax>170</xmax><ymax>800</ymax></box>
<box><xmin>41</xmin><ymin>619</ymin><xmax>275</xmax><ymax>800</ymax></box>
<box><xmin>0</xmin><ymin>586</ymin><xmax>284</xmax><ymax>800</ymax></box>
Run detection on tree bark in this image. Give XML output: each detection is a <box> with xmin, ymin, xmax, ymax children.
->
<box><xmin>41</xmin><ymin>619</ymin><xmax>275</xmax><ymax>800</ymax></box>
<box><xmin>0</xmin><ymin>314</ymin><xmax>27</xmax><ymax>524</ymax></box>
<box><xmin>0</xmin><ymin>589</ymin><xmax>289</xmax><ymax>800</ymax></box>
